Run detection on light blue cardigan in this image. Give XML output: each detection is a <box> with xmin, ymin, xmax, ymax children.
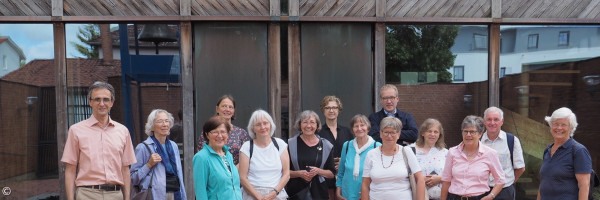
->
<box><xmin>336</xmin><ymin>140</ymin><xmax>381</xmax><ymax>200</ymax></box>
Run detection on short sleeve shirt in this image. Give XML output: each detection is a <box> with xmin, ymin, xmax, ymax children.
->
<box><xmin>61</xmin><ymin>116</ymin><xmax>137</xmax><ymax>186</ymax></box>
<box><xmin>539</xmin><ymin>138</ymin><xmax>592</xmax><ymax>200</ymax></box>
<box><xmin>239</xmin><ymin>138</ymin><xmax>288</xmax><ymax>187</ymax></box>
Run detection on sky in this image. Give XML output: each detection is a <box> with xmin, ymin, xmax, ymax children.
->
<box><xmin>0</xmin><ymin>24</ymin><xmax>107</xmax><ymax>62</ymax></box>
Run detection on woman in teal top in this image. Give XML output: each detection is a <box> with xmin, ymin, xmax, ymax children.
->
<box><xmin>193</xmin><ymin>116</ymin><xmax>242</xmax><ymax>200</ymax></box>
<box><xmin>336</xmin><ymin>114</ymin><xmax>381</xmax><ymax>200</ymax></box>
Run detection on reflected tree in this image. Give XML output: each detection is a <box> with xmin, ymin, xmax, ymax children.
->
<box><xmin>386</xmin><ymin>25</ymin><xmax>459</xmax><ymax>83</ymax></box>
<box><xmin>70</xmin><ymin>24</ymin><xmax>100</xmax><ymax>58</ymax></box>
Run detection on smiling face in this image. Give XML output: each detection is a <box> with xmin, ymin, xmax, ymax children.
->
<box><xmin>484</xmin><ymin>111</ymin><xmax>504</xmax><ymax>135</ymax></box>
<box><xmin>89</xmin><ymin>88</ymin><xmax>114</xmax><ymax>118</ymax></box>
<box><xmin>322</xmin><ymin>101</ymin><xmax>340</xmax><ymax>121</ymax></box>
<box><xmin>352</xmin><ymin>120</ymin><xmax>369</xmax><ymax>138</ymax></box>
<box><xmin>216</xmin><ymin>98</ymin><xmax>235</xmax><ymax>121</ymax></box>
<box><xmin>422</xmin><ymin>125</ymin><xmax>440</xmax><ymax>146</ymax></box>
<box><xmin>252</xmin><ymin>117</ymin><xmax>272</xmax><ymax>138</ymax></box>
<box><xmin>207</xmin><ymin>124</ymin><xmax>229</xmax><ymax>149</ymax></box>
<box><xmin>152</xmin><ymin>112</ymin><xmax>171</xmax><ymax>137</ymax></box>
<box><xmin>380</xmin><ymin>127</ymin><xmax>400</xmax><ymax>146</ymax></box>
<box><xmin>300</xmin><ymin>116</ymin><xmax>318</xmax><ymax>136</ymax></box>
<box><xmin>380</xmin><ymin>88</ymin><xmax>399</xmax><ymax>113</ymax></box>
<box><xmin>461</xmin><ymin>126</ymin><xmax>481</xmax><ymax>146</ymax></box>
<box><xmin>551</xmin><ymin>117</ymin><xmax>571</xmax><ymax>142</ymax></box>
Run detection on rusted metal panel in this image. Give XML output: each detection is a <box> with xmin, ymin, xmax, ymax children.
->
<box><xmin>63</xmin><ymin>0</ymin><xmax>179</xmax><ymax>16</ymax></box>
<box><xmin>0</xmin><ymin>0</ymin><xmax>52</xmax><ymax>16</ymax></box>
<box><xmin>298</xmin><ymin>0</ymin><xmax>376</xmax><ymax>17</ymax></box>
<box><xmin>191</xmin><ymin>0</ymin><xmax>270</xmax><ymax>16</ymax></box>
<box><xmin>387</xmin><ymin>0</ymin><xmax>491</xmax><ymax>18</ymax></box>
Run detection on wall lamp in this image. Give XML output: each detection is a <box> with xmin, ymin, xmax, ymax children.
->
<box><xmin>463</xmin><ymin>94</ymin><xmax>473</xmax><ymax>108</ymax></box>
<box><xmin>583</xmin><ymin>75</ymin><xmax>600</xmax><ymax>100</ymax></box>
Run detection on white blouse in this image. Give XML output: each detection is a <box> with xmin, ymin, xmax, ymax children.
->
<box><xmin>414</xmin><ymin>146</ymin><xmax>448</xmax><ymax>200</ymax></box>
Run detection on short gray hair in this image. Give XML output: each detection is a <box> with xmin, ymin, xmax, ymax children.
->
<box><xmin>294</xmin><ymin>110</ymin><xmax>321</xmax><ymax>132</ymax></box>
<box><xmin>247</xmin><ymin>109</ymin><xmax>276</xmax><ymax>139</ymax></box>
<box><xmin>484</xmin><ymin>106</ymin><xmax>504</xmax><ymax>120</ymax></box>
<box><xmin>145</xmin><ymin>109</ymin><xmax>174</xmax><ymax>136</ymax></box>
<box><xmin>461</xmin><ymin>115</ymin><xmax>485</xmax><ymax>133</ymax></box>
<box><xmin>544</xmin><ymin>107</ymin><xmax>578</xmax><ymax>137</ymax></box>
<box><xmin>350</xmin><ymin>114</ymin><xmax>371</xmax><ymax>131</ymax></box>
<box><xmin>380</xmin><ymin>116</ymin><xmax>403</xmax><ymax>133</ymax></box>
<box><xmin>87</xmin><ymin>81</ymin><xmax>115</xmax><ymax>101</ymax></box>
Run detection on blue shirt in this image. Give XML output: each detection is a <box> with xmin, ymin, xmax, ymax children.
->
<box><xmin>336</xmin><ymin>140</ymin><xmax>381</xmax><ymax>200</ymax></box>
<box><xmin>539</xmin><ymin>138</ymin><xmax>592</xmax><ymax>200</ymax></box>
<box><xmin>193</xmin><ymin>143</ymin><xmax>242</xmax><ymax>200</ymax></box>
<box><xmin>368</xmin><ymin>108</ymin><xmax>419</xmax><ymax>144</ymax></box>
<box><xmin>130</xmin><ymin>138</ymin><xmax>187</xmax><ymax>200</ymax></box>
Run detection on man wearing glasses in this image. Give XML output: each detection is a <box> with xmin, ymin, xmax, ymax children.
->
<box><xmin>61</xmin><ymin>81</ymin><xmax>136</xmax><ymax>200</ymax></box>
<box><xmin>368</xmin><ymin>84</ymin><xmax>419</xmax><ymax>145</ymax></box>
<box><xmin>481</xmin><ymin>107</ymin><xmax>525</xmax><ymax>200</ymax></box>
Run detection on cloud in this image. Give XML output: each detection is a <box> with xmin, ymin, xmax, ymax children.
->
<box><xmin>25</xmin><ymin>40</ymin><xmax>54</xmax><ymax>61</ymax></box>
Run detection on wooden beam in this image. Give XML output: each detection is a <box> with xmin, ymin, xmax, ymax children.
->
<box><xmin>288</xmin><ymin>22</ymin><xmax>301</xmax><ymax>138</ymax></box>
<box><xmin>53</xmin><ymin>22</ymin><xmax>67</xmax><ymax>200</ymax></box>
<box><xmin>374</xmin><ymin>23</ymin><xmax>386</xmax><ymax>111</ymax></box>
<box><xmin>270</xmin><ymin>0</ymin><xmax>280</xmax><ymax>17</ymax></box>
<box><xmin>528</xmin><ymin>82</ymin><xmax>573</xmax><ymax>86</ymax></box>
<box><xmin>489</xmin><ymin>24</ymin><xmax>500</xmax><ymax>107</ymax></box>
<box><xmin>289</xmin><ymin>0</ymin><xmax>299</xmax><ymax>17</ymax></box>
<box><xmin>52</xmin><ymin>0</ymin><xmax>63</xmax><ymax>16</ymax></box>
<box><xmin>268</xmin><ymin>22</ymin><xmax>282</xmax><ymax>137</ymax></box>
<box><xmin>179</xmin><ymin>21</ymin><xmax>194</xmax><ymax>200</ymax></box>
<box><xmin>376</xmin><ymin>0</ymin><xmax>385</xmax><ymax>19</ymax></box>
<box><xmin>180</xmin><ymin>0</ymin><xmax>190</xmax><ymax>16</ymax></box>
<box><xmin>492</xmin><ymin>0</ymin><xmax>501</xmax><ymax>18</ymax></box>
<box><xmin>528</xmin><ymin>70</ymin><xmax>580</xmax><ymax>74</ymax></box>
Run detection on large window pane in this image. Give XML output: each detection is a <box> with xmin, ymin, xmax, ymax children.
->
<box><xmin>0</xmin><ymin>24</ymin><xmax>57</xmax><ymax>199</ymax></box>
<box><xmin>500</xmin><ymin>25</ymin><xmax>600</xmax><ymax>199</ymax></box>
<box><xmin>386</xmin><ymin>25</ymin><xmax>489</xmax><ymax>146</ymax></box>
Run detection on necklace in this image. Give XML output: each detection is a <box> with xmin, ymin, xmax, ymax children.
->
<box><xmin>380</xmin><ymin>146</ymin><xmax>396</xmax><ymax>168</ymax></box>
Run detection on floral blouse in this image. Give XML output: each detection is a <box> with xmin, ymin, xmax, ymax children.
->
<box><xmin>198</xmin><ymin>125</ymin><xmax>250</xmax><ymax>165</ymax></box>
<box><xmin>414</xmin><ymin>147</ymin><xmax>448</xmax><ymax>200</ymax></box>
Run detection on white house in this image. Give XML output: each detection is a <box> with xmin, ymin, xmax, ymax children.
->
<box><xmin>0</xmin><ymin>36</ymin><xmax>26</xmax><ymax>77</ymax></box>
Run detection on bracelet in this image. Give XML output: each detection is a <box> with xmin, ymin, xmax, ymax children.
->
<box><xmin>489</xmin><ymin>193</ymin><xmax>495</xmax><ymax>199</ymax></box>
<box><xmin>273</xmin><ymin>188</ymin><xmax>280</xmax><ymax>195</ymax></box>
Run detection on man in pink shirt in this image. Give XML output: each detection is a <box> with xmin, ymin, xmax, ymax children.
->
<box><xmin>61</xmin><ymin>81</ymin><xmax>137</xmax><ymax>200</ymax></box>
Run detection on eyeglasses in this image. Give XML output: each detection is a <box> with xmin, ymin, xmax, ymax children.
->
<box><xmin>462</xmin><ymin>130</ymin><xmax>479</xmax><ymax>135</ymax></box>
<box><xmin>485</xmin><ymin>118</ymin><xmax>502</xmax><ymax>123</ymax></box>
<box><xmin>301</xmin><ymin>121</ymin><xmax>317</xmax><ymax>126</ymax></box>
<box><xmin>90</xmin><ymin>97</ymin><xmax>112</xmax><ymax>104</ymax></box>
<box><xmin>209</xmin><ymin>130</ymin><xmax>228</xmax><ymax>136</ymax></box>
<box><xmin>551</xmin><ymin>122</ymin><xmax>569</xmax><ymax>128</ymax></box>
<box><xmin>324</xmin><ymin>106</ymin><xmax>339</xmax><ymax>110</ymax></box>
<box><xmin>382</xmin><ymin>131</ymin><xmax>399</xmax><ymax>136</ymax></box>
<box><xmin>381</xmin><ymin>96</ymin><xmax>397</xmax><ymax>101</ymax></box>
<box><xmin>219</xmin><ymin>105</ymin><xmax>234</xmax><ymax>110</ymax></box>
<box><xmin>155</xmin><ymin>119</ymin><xmax>170</xmax><ymax>124</ymax></box>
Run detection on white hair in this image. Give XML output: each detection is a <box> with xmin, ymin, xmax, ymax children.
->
<box><xmin>247</xmin><ymin>109</ymin><xmax>276</xmax><ymax>139</ymax></box>
<box><xmin>544</xmin><ymin>107</ymin><xmax>578</xmax><ymax>137</ymax></box>
<box><xmin>145</xmin><ymin>109</ymin><xmax>175</xmax><ymax>136</ymax></box>
<box><xmin>484</xmin><ymin>106</ymin><xmax>504</xmax><ymax>120</ymax></box>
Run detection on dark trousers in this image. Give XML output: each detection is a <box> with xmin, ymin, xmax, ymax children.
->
<box><xmin>490</xmin><ymin>184</ymin><xmax>516</xmax><ymax>200</ymax></box>
<box><xmin>447</xmin><ymin>192</ymin><xmax>489</xmax><ymax>200</ymax></box>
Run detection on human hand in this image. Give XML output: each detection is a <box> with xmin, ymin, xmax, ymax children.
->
<box><xmin>146</xmin><ymin>153</ymin><xmax>162</xmax><ymax>168</ymax></box>
<box><xmin>481</xmin><ymin>195</ymin><xmax>494</xmax><ymax>200</ymax></box>
<box><xmin>301</xmin><ymin>170</ymin><xmax>314</xmax><ymax>182</ymax></box>
<box><xmin>425</xmin><ymin>175</ymin><xmax>441</xmax><ymax>187</ymax></box>
<box><xmin>260</xmin><ymin>191</ymin><xmax>276</xmax><ymax>200</ymax></box>
<box><xmin>334</xmin><ymin>157</ymin><xmax>340</xmax><ymax>171</ymax></box>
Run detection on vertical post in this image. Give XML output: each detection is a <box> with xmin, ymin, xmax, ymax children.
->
<box><xmin>489</xmin><ymin>24</ymin><xmax>501</xmax><ymax>107</ymax></box>
<box><xmin>288</xmin><ymin>22</ymin><xmax>301</xmax><ymax>137</ymax></box>
<box><xmin>180</xmin><ymin>0</ymin><xmax>191</xmax><ymax>16</ymax></box>
<box><xmin>289</xmin><ymin>0</ymin><xmax>299</xmax><ymax>17</ymax></box>
<box><xmin>268</xmin><ymin>22</ymin><xmax>282</xmax><ymax>137</ymax></box>
<box><xmin>374</xmin><ymin>23</ymin><xmax>386</xmax><ymax>111</ymax></box>
<box><xmin>491</xmin><ymin>0</ymin><xmax>501</xmax><ymax>19</ymax></box>
<box><xmin>179</xmin><ymin>21</ymin><xmax>194</xmax><ymax>200</ymax></box>
<box><xmin>52</xmin><ymin>0</ymin><xmax>63</xmax><ymax>17</ymax></box>
<box><xmin>53</xmin><ymin>22</ymin><xmax>67</xmax><ymax>200</ymax></box>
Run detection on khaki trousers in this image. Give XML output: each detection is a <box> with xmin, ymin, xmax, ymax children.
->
<box><xmin>76</xmin><ymin>187</ymin><xmax>123</xmax><ymax>200</ymax></box>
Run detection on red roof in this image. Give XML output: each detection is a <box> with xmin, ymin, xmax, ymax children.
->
<box><xmin>0</xmin><ymin>37</ymin><xmax>8</xmax><ymax>44</ymax></box>
<box><xmin>1</xmin><ymin>59</ymin><xmax>121</xmax><ymax>87</ymax></box>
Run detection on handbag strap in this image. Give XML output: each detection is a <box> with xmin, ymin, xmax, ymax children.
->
<box><xmin>141</xmin><ymin>142</ymin><xmax>155</xmax><ymax>189</ymax></box>
<box><xmin>401</xmin><ymin>146</ymin><xmax>413</xmax><ymax>175</ymax></box>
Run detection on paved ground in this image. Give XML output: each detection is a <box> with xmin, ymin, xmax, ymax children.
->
<box><xmin>0</xmin><ymin>178</ymin><xmax>59</xmax><ymax>199</ymax></box>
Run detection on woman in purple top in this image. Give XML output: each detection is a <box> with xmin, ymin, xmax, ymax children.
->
<box><xmin>538</xmin><ymin>107</ymin><xmax>592</xmax><ymax>200</ymax></box>
<box><xmin>198</xmin><ymin>95</ymin><xmax>251</xmax><ymax>165</ymax></box>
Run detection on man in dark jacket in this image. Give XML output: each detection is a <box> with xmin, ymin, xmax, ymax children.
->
<box><xmin>368</xmin><ymin>84</ymin><xmax>419</xmax><ymax>145</ymax></box>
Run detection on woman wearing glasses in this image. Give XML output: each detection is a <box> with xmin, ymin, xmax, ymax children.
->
<box><xmin>198</xmin><ymin>95</ymin><xmax>251</xmax><ymax>165</ymax></box>
<box><xmin>440</xmin><ymin>116</ymin><xmax>505</xmax><ymax>200</ymax></box>
<box><xmin>287</xmin><ymin>110</ymin><xmax>336</xmax><ymax>200</ymax></box>
<box><xmin>130</xmin><ymin>109</ymin><xmax>187</xmax><ymax>200</ymax></box>
<box><xmin>361</xmin><ymin>117</ymin><xmax>426</xmax><ymax>200</ymax></box>
<box><xmin>193</xmin><ymin>116</ymin><xmax>242</xmax><ymax>200</ymax></box>
<box><xmin>317</xmin><ymin>96</ymin><xmax>354</xmax><ymax>199</ymax></box>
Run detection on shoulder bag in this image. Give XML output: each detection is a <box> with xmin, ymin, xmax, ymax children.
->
<box><xmin>131</xmin><ymin>142</ymin><xmax>154</xmax><ymax>200</ymax></box>
<box><xmin>402</xmin><ymin>147</ymin><xmax>428</xmax><ymax>200</ymax></box>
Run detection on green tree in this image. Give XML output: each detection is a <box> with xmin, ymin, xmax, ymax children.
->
<box><xmin>386</xmin><ymin>25</ymin><xmax>459</xmax><ymax>83</ymax></box>
<box><xmin>70</xmin><ymin>24</ymin><xmax>100</xmax><ymax>58</ymax></box>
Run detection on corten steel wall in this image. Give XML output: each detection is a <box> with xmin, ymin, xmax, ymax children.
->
<box><xmin>0</xmin><ymin>81</ymin><xmax>40</xmax><ymax>180</ymax></box>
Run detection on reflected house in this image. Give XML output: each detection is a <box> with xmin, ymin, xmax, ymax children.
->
<box><xmin>0</xmin><ymin>36</ymin><xmax>26</xmax><ymax>77</ymax></box>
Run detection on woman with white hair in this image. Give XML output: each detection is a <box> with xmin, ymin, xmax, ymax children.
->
<box><xmin>130</xmin><ymin>109</ymin><xmax>186</xmax><ymax>200</ymax></box>
<box><xmin>538</xmin><ymin>107</ymin><xmax>592</xmax><ymax>200</ymax></box>
<box><xmin>238</xmin><ymin>109</ymin><xmax>290</xmax><ymax>200</ymax></box>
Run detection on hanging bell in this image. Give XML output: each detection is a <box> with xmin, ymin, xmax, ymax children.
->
<box><xmin>138</xmin><ymin>24</ymin><xmax>178</xmax><ymax>54</ymax></box>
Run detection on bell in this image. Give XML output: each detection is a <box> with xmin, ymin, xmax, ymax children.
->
<box><xmin>137</xmin><ymin>24</ymin><xmax>178</xmax><ymax>54</ymax></box>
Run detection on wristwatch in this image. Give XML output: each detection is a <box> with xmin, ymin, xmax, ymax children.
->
<box><xmin>273</xmin><ymin>188</ymin><xmax>280</xmax><ymax>195</ymax></box>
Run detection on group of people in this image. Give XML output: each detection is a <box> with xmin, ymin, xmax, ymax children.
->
<box><xmin>60</xmin><ymin>81</ymin><xmax>594</xmax><ymax>200</ymax></box>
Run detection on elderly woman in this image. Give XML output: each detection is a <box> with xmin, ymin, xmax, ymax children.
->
<box><xmin>317</xmin><ymin>96</ymin><xmax>354</xmax><ymax>199</ymax></box>
<box><xmin>193</xmin><ymin>116</ymin><xmax>242</xmax><ymax>200</ymax></box>
<box><xmin>198</xmin><ymin>95</ymin><xmax>251</xmax><ymax>165</ymax></box>
<box><xmin>537</xmin><ymin>107</ymin><xmax>592</xmax><ymax>200</ymax></box>
<box><xmin>287</xmin><ymin>110</ymin><xmax>336</xmax><ymax>200</ymax></box>
<box><xmin>239</xmin><ymin>109</ymin><xmax>290</xmax><ymax>200</ymax></box>
<box><xmin>361</xmin><ymin>116</ymin><xmax>426</xmax><ymax>200</ymax></box>
<box><xmin>413</xmin><ymin>118</ymin><xmax>448</xmax><ymax>200</ymax></box>
<box><xmin>130</xmin><ymin>109</ymin><xmax>186</xmax><ymax>200</ymax></box>
<box><xmin>336</xmin><ymin>114</ymin><xmax>381</xmax><ymax>200</ymax></box>
<box><xmin>441</xmin><ymin>115</ymin><xmax>504</xmax><ymax>200</ymax></box>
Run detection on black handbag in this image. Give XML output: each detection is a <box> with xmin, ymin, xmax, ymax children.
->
<box><xmin>288</xmin><ymin>184</ymin><xmax>312</xmax><ymax>200</ymax></box>
<box><xmin>131</xmin><ymin>142</ymin><xmax>154</xmax><ymax>200</ymax></box>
